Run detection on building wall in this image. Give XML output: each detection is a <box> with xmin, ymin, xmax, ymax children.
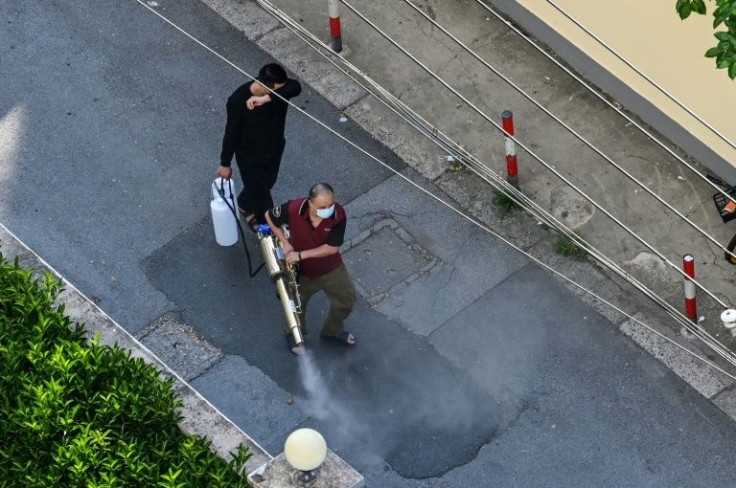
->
<box><xmin>495</xmin><ymin>0</ymin><xmax>736</xmax><ymax>178</ymax></box>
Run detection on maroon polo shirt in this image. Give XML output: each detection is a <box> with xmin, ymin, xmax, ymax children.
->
<box><xmin>267</xmin><ymin>198</ymin><xmax>347</xmax><ymax>279</ymax></box>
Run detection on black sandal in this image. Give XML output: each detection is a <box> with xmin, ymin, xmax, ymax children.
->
<box><xmin>245</xmin><ymin>215</ymin><xmax>259</xmax><ymax>233</ymax></box>
<box><xmin>319</xmin><ymin>331</ymin><xmax>356</xmax><ymax>346</ymax></box>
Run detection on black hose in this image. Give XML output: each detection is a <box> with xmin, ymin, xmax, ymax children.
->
<box><xmin>216</xmin><ymin>179</ymin><xmax>265</xmax><ymax>278</ymax></box>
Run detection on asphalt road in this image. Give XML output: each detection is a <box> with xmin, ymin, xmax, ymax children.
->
<box><xmin>3</xmin><ymin>0</ymin><xmax>736</xmax><ymax>486</ymax></box>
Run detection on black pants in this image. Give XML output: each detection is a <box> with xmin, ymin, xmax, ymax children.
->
<box><xmin>235</xmin><ymin>140</ymin><xmax>285</xmax><ymax>223</ymax></box>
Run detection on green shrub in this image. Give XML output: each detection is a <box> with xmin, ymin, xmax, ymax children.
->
<box><xmin>491</xmin><ymin>190</ymin><xmax>520</xmax><ymax>218</ymax></box>
<box><xmin>0</xmin><ymin>254</ymin><xmax>251</xmax><ymax>487</ymax></box>
<box><xmin>554</xmin><ymin>233</ymin><xmax>588</xmax><ymax>261</ymax></box>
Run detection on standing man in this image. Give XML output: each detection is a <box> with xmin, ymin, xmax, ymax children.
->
<box><xmin>265</xmin><ymin>183</ymin><xmax>357</xmax><ymax>355</ymax></box>
<box><xmin>219</xmin><ymin>63</ymin><xmax>302</xmax><ymax>231</ymax></box>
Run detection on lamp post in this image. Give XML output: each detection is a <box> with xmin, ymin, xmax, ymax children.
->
<box><xmin>284</xmin><ymin>428</ymin><xmax>328</xmax><ymax>487</ymax></box>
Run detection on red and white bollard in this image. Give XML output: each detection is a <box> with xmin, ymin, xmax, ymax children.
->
<box><xmin>683</xmin><ymin>254</ymin><xmax>697</xmax><ymax>323</ymax></box>
<box><xmin>501</xmin><ymin>110</ymin><xmax>519</xmax><ymax>189</ymax></box>
<box><xmin>328</xmin><ymin>0</ymin><xmax>343</xmax><ymax>53</ymax></box>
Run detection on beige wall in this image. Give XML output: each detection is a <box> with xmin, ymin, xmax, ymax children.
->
<box><xmin>516</xmin><ymin>0</ymin><xmax>736</xmax><ymax>167</ymax></box>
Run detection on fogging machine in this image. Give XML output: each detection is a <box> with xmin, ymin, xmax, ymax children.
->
<box><xmin>210</xmin><ymin>178</ymin><xmax>305</xmax><ymax>348</ymax></box>
<box><xmin>256</xmin><ymin>224</ymin><xmax>305</xmax><ymax>348</ymax></box>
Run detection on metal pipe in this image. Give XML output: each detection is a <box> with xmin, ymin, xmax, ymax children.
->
<box><xmin>275</xmin><ymin>278</ymin><xmax>304</xmax><ymax>346</ymax></box>
<box><xmin>259</xmin><ymin>233</ymin><xmax>304</xmax><ymax>347</ymax></box>
<box><xmin>260</xmin><ymin>235</ymin><xmax>283</xmax><ymax>279</ymax></box>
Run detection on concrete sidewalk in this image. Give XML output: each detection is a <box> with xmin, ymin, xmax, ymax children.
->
<box><xmin>209</xmin><ymin>0</ymin><xmax>736</xmax><ymax>363</ymax></box>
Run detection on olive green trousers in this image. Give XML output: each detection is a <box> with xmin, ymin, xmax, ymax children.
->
<box><xmin>296</xmin><ymin>264</ymin><xmax>355</xmax><ymax>337</ymax></box>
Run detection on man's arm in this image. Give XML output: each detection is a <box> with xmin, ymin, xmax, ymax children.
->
<box><xmin>265</xmin><ymin>206</ymin><xmax>294</xmax><ymax>256</ymax></box>
<box><xmin>298</xmin><ymin>244</ymin><xmax>339</xmax><ymax>261</ymax></box>
<box><xmin>273</xmin><ymin>78</ymin><xmax>302</xmax><ymax>101</ymax></box>
<box><xmin>287</xmin><ymin>214</ymin><xmax>344</xmax><ymax>262</ymax></box>
<box><xmin>247</xmin><ymin>79</ymin><xmax>302</xmax><ymax>110</ymax></box>
<box><xmin>287</xmin><ymin>220</ymin><xmax>342</xmax><ymax>264</ymax></box>
<box><xmin>265</xmin><ymin>212</ymin><xmax>339</xmax><ymax>265</ymax></box>
<box><xmin>290</xmin><ymin>213</ymin><xmax>344</xmax><ymax>263</ymax></box>
<box><xmin>281</xmin><ymin>243</ymin><xmax>338</xmax><ymax>265</ymax></box>
<box><xmin>219</xmin><ymin>98</ymin><xmax>242</xmax><ymax>167</ymax></box>
<box><xmin>291</xmin><ymin>216</ymin><xmax>342</xmax><ymax>262</ymax></box>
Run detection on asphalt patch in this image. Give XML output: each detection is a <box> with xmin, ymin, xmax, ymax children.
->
<box><xmin>142</xmin><ymin>216</ymin><xmax>512</xmax><ymax>478</ymax></box>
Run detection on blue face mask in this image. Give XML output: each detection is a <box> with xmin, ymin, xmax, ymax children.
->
<box><xmin>315</xmin><ymin>204</ymin><xmax>335</xmax><ymax>219</ymax></box>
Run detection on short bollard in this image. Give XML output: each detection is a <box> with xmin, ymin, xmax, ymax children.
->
<box><xmin>721</xmin><ymin>309</ymin><xmax>736</xmax><ymax>338</ymax></box>
<box><xmin>328</xmin><ymin>0</ymin><xmax>342</xmax><ymax>53</ymax></box>
<box><xmin>501</xmin><ymin>110</ymin><xmax>519</xmax><ymax>189</ymax></box>
<box><xmin>683</xmin><ymin>254</ymin><xmax>697</xmax><ymax>323</ymax></box>
<box><xmin>680</xmin><ymin>254</ymin><xmax>697</xmax><ymax>337</ymax></box>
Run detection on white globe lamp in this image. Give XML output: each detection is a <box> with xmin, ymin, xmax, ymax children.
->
<box><xmin>284</xmin><ymin>428</ymin><xmax>328</xmax><ymax>487</ymax></box>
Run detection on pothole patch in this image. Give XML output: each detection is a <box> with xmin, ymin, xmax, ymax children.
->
<box><xmin>342</xmin><ymin>219</ymin><xmax>437</xmax><ymax>304</ymax></box>
<box><xmin>549</xmin><ymin>185</ymin><xmax>595</xmax><ymax>229</ymax></box>
<box><xmin>621</xmin><ymin>252</ymin><xmax>672</xmax><ymax>289</ymax></box>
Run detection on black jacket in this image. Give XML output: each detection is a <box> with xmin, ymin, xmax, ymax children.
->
<box><xmin>220</xmin><ymin>79</ymin><xmax>302</xmax><ymax>166</ymax></box>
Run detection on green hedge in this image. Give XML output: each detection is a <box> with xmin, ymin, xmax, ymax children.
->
<box><xmin>0</xmin><ymin>254</ymin><xmax>250</xmax><ymax>487</ymax></box>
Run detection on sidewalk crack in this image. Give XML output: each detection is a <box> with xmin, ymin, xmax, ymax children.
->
<box><xmin>343</xmin><ymin>92</ymin><xmax>370</xmax><ymax>112</ymax></box>
<box><xmin>428</xmin><ymin>261</ymin><xmax>533</xmax><ymax>339</ymax></box>
<box><xmin>188</xmin><ymin>354</ymin><xmax>225</xmax><ymax>383</ymax></box>
<box><xmin>252</xmin><ymin>23</ymin><xmax>282</xmax><ymax>43</ymax></box>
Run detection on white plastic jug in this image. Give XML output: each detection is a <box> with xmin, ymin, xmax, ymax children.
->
<box><xmin>212</xmin><ymin>177</ymin><xmax>238</xmax><ymax>206</ymax></box>
<box><xmin>210</xmin><ymin>178</ymin><xmax>239</xmax><ymax>246</ymax></box>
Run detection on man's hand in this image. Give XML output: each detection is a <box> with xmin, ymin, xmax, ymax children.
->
<box><xmin>246</xmin><ymin>95</ymin><xmax>271</xmax><ymax>110</ymax></box>
<box><xmin>217</xmin><ymin>165</ymin><xmax>232</xmax><ymax>179</ymax></box>
<box><xmin>285</xmin><ymin>249</ymin><xmax>300</xmax><ymax>265</ymax></box>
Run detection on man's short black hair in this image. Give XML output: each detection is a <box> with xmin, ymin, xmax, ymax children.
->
<box><xmin>257</xmin><ymin>63</ymin><xmax>288</xmax><ymax>88</ymax></box>
<box><xmin>309</xmin><ymin>183</ymin><xmax>335</xmax><ymax>200</ymax></box>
